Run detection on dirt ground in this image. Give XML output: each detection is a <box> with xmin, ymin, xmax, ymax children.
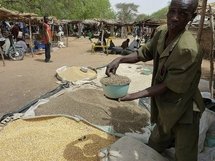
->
<box><xmin>0</xmin><ymin>37</ymin><xmax>213</xmax><ymax>118</ymax></box>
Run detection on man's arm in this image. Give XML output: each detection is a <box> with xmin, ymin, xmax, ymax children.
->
<box><xmin>119</xmin><ymin>83</ymin><xmax>168</xmax><ymax>101</ymax></box>
<box><xmin>105</xmin><ymin>51</ymin><xmax>144</xmax><ymax>76</ymax></box>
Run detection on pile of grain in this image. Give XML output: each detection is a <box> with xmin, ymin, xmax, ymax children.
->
<box><xmin>100</xmin><ymin>74</ymin><xmax>131</xmax><ymax>86</ymax></box>
<box><xmin>57</xmin><ymin>66</ymin><xmax>97</xmax><ymax>82</ymax></box>
<box><xmin>0</xmin><ymin>117</ymin><xmax>116</xmax><ymax>161</ymax></box>
<box><xmin>35</xmin><ymin>88</ymin><xmax>149</xmax><ymax>133</ymax></box>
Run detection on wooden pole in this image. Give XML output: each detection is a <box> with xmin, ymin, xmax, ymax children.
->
<box><xmin>197</xmin><ymin>0</ymin><xmax>208</xmax><ymax>43</ymax></box>
<box><xmin>0</xmin><ymin>49</ymin><xmax>5</xmax><ymax>66</ymax></box>
<box><xmin>209</xmin><ymin>5</ymin><xmax>214</xmax><ymax>98</ymax></box>
<box><xmin>101</xmin><ymin>22</ymin><xmax>104</xmax><ymax>45</ymax></box>
<box><xmin>29</xmin><ymin>18</ymin><xmax>33</xmax><ymax>57</ymax></box>
<box><xmin>66</xmin><ymin>23</ymin><xmax>69</xmax><ymax>47</ymax></box>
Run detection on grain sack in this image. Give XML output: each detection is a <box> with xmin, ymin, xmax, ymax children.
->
<box><xmin>0</xmin><ymin>116</ymin><xmax>116</xmax><ymax>161</ymax></box>
<box><xmin>98</xmin><ymin>136</ymin><xmax>168</xmax><ymax>161</ymax></box>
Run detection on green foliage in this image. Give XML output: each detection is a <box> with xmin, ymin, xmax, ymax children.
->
<box><xmin>0</xmin><ymin>0</ymin><xmax>116</xmax><ymax>20</ymax></box>
<box><xmin>150</xmin><ymin>6</ymin><xmax>169</xmax><ymax>19</ymax></box>
<box><xmin>0</xmin><ymin>0</ymin><xmax>169</xmax><ymax>21</ymax></box>
<box><xmin>115</xmin><ymin>3</ymin><xmax>139</xmax><ymax>23</ymax></box>
<box><xmin>136</xmin><ymin>13</ymin><xmax>151</xmax><ymax>21</ymax></box>
<box><xmin>71</xmin><ymin>0</ymin><xmax>115</xmax><ymax>20</ymax></box>
<box><xmin>114</xmin><ymin>2</ymin><xmax>169</xmax><ymax>22</ymax></box>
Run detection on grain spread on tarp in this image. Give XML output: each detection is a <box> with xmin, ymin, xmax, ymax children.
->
<box><xmin>35</xmin><ymin>88</ymin><xmax>149</xmax><ymax>133</ymax></box>
<box><xmin>57</xmin><ymin>66</ymin><xmax>97</xmax><ymax>82</ymax></box>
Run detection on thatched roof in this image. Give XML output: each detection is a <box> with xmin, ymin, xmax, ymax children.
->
<box><xmin>143</xmin><ymin>19</ymin><xmax>162</xmax><ymax>27</ymax></box>
<box><xmin>66</xmin><ymin>20</ymin><xmax>82</xmax><ymax>24</ymax></box>
<box><xmin>0</xmin><ymin>7</ymin><xmax>37</xmax><ymax>20</ymax></box>
<box><xmin>61</xmin><ymin>19</ymin><xmax>72</xmax><ymax>24</ymax></box>
<box><xmin>62</xmin><ymin>18</ymin><xmax>134</xmax><ymax>27</ymax></box>
<box><xmin>94</xmin><ymin>19</ymin><xmax>121</xmax><ymax>25</ymax></box>
<box><xmin>100</xmin><ymin>19</ymin><xmax>119</xmax><ymax>25</ymax></box>
<box><xmin>197</xmin><ymin>2</ymin><xmax>215</xmax><ymax>16</ymax></box>
<box><xmin>134</xmin><ymin>18</ymin><xmax>163</xmax><ymax>28</ymax></box>
<box><xmin>191</xmin><ymin>2</ymin><xmax>215</xmax><ymax>28</ymax></box>
<box><xmin>207</xmin><ymin>2</ymin><xmax>215</xmax><ymax>14</ymax></box>
<box><xmin>82</xmin><ymin>19</ymin><xmax>99</xmax><ymax>25</ymax></box>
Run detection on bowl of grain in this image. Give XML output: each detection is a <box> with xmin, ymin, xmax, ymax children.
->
<box><xmin>100</xmin><ymin>74</ymin><xmax>131</xmax><ymax>99</ymax></box>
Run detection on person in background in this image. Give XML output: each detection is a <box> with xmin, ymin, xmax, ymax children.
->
<box><xmin>108</xmin><ymin>39</ymin><xmax>115</xmax><ymax>50</ymax></box>
<box><xmin>105</xmin><ymin>0</ymin><xmax>204</xmax><ymax>161</ymax></box>
<box><xmin>121</xmin><ymin>38</ymin><xmax>130</xmax><ymax>49</ymax></box>
<box><xmin>11</xmin><ymin>23</ymin><xmax>20</xmax><ymax>41</ymax></box>
<box><xmin>88</xmin><ymin>30</ymin><xmax>93</xmax><ymax>42</ymax></box>
<box><xmin>98</xmin><ymin>31</ymin><xmax>107</xmax><ymax>46</ymax></box>
<box><xmin>57</xmin><ymin>25</ymin><xmax>64</xmax><ymax>41</ymax></box>
<box><xmin>42</xmin><ymin>15</ymin><xmax>52</xmax><ymax>63</ymax></box>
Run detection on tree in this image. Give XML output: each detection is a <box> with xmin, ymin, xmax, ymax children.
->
<box><xmin>0</xmin><ymin>0</ymin><xmax>115</xmax><ymax>20</ymax></box>
<box><xmin>136</xmin><ymin>13</ymin><xmax>151</xmax><ymax>21</ymax></box>
<box><xmin>150</xmin><ymin>6</ymin><xmax>168</xmax><ymax>19</ymax></box>
<box><xmin>115</xmin><ymin>3</ymin><xmax>139</xmax><ymax>23</ymax></box>
<box><xmin>70</xmin><ymin>0</ymin><xmax>115</xmax><ymax>20</ymax></box>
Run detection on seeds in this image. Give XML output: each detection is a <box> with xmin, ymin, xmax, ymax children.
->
<box><xmin>35</xmin><ymin>88</ymin><xmax>149</xmax><ymax>133</ymax></box>
<box><xmin>57</xmin><ymin>66</ymin><xmax>97</xmax><ymax>82</ymax></box>
<box><xmin>100</xmin><ymin>74</ymin><xmax>131</xmax><ymax>86</ymax></box>
<box><xmin>0</xmin><ymin>117</ymin><xmax>116</xmax><ymax>161</ymax></box>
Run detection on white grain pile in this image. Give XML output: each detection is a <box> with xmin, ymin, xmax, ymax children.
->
<box><xmin>0</xmin><ymin>117</ymin><xmax>116</xmax><ymax>161</ymax></box>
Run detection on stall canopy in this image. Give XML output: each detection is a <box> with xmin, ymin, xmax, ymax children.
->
<box><xmin>0</xmin><ymin>7</ymin><xmax>37</xmax><ymax>21</ymax></box>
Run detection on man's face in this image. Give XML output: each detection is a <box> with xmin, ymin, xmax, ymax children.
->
<box><xmin>167</xmin><ymin>0</ymin><xmax>195</xmax><ymax>33</ymax></box>
<box><xmin>44</xmin><ymin>17</ymin><xmax>48</xmax><ymax>23</ymax></box>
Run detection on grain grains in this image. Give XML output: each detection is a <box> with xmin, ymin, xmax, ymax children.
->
<box><xmin>57</xmin><ymin>66</ymin><xmax>97</xmax><ymax>82</ymax></box>
<box><xmin>0</xmin><ymin>117</ymin><xmax>116</xmax><ymax>161</ymax></box>
<box><xmin>100</xmin><ymin>74</ymin><xmax>131</xmax><ymax>86</ymax></box>
<box><xmin>35</xmin><ymin>88</ymin><xmax>149</xmax><ymax>133</ymax></box>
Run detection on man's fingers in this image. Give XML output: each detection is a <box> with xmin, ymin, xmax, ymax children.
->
<box><xmin>105</xmin><ymin>66</ymin><xmax>116</xmax><ymax>77</ymax></box>
<box><xmin>112</xmin><ymin>68</ymin><xmax>116</xmax><ymax>75</ymax></box>
<box><xmin>105</xmin><ymin>67</ymin><xmax>111</xmax><ymax>76</ymax></box>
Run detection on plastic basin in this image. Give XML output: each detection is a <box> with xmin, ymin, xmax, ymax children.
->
<box><xmin>101</xmin><ymin>84</ymin><xmax>129</xmax><ymax>99</ymax></box>
<box><xmin>143</xmin><ymin>68</ymin><xmax>152</xmax><ymax>75</ymax></box>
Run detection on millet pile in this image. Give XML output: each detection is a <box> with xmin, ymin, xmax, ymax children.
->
<box><xmin>100</xmin><ymin>74</ymin><xmax>131</xmax><ymax>86</ymax></box>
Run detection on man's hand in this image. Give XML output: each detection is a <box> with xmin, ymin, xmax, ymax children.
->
<box><xmin>105</xmin><ymin>53</ymin><xmax>141</xmax><ymax>77</ymax></box>
<box><xmin>105</xmin><ymin>58</ymin><xmax>120</xmax><ymax>76</ymax></box>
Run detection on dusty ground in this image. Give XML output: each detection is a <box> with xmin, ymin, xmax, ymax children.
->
<box><xmin>0</xmin><ymin>37</ymin><xmax>119</xmax><ymax>118</ymax></box>
<box><xmin>0</xmin><ymin>37</ymin><xmax>213</xmax><ymax>118</ymax></box>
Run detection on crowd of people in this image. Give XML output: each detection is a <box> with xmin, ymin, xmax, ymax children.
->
<box><xmin>0</xmin><ymin>16</ymin><xmax>64</xmax><ymax>62</ymax></box>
